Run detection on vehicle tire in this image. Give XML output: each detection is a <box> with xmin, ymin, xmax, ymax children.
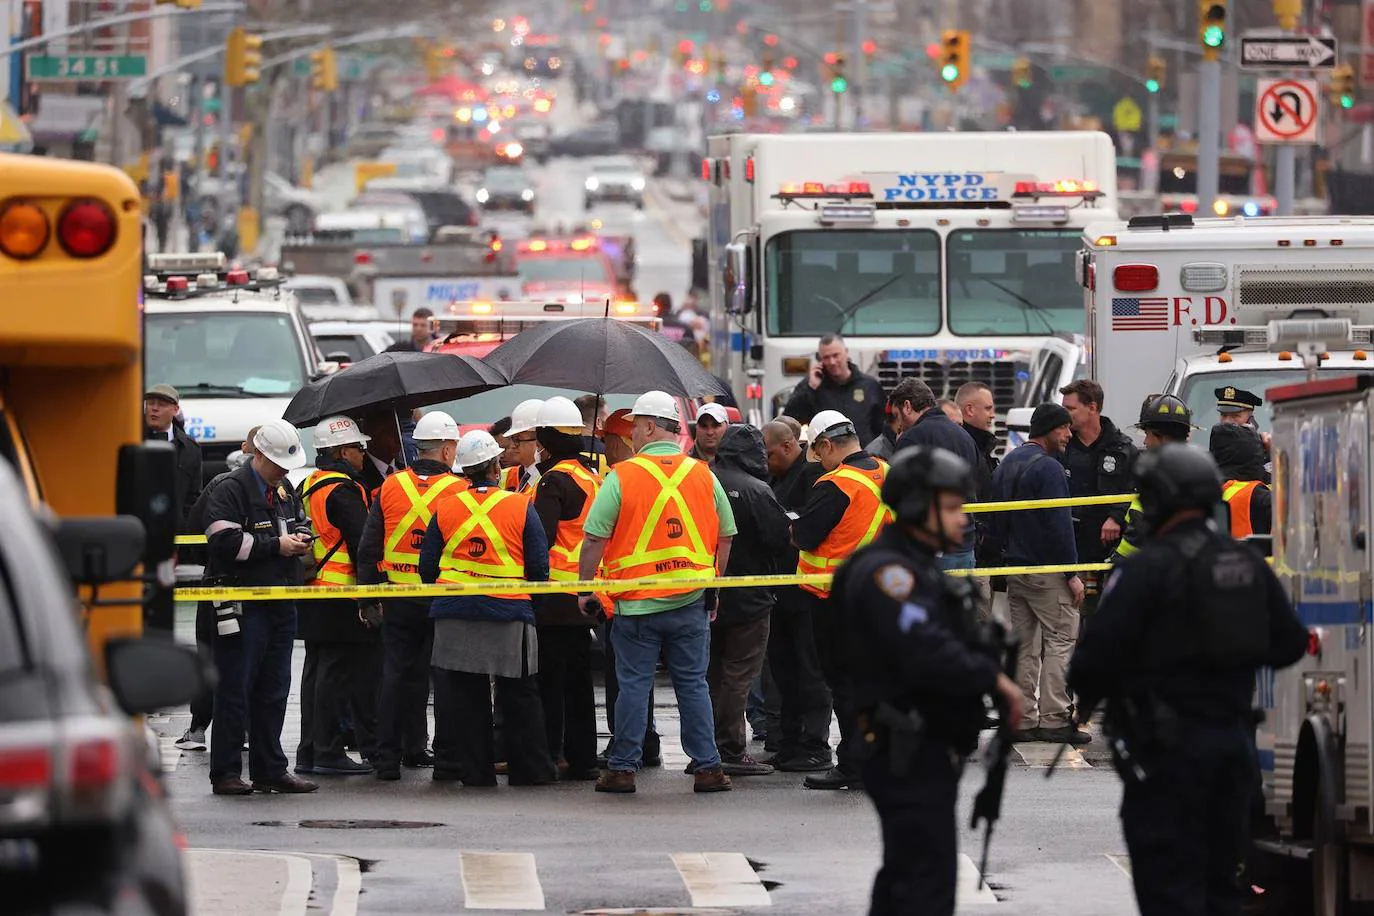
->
<box><xmin>285</xmin><ymin>204</ymin><xmax>314</xmax><ymax>234</ymax></box>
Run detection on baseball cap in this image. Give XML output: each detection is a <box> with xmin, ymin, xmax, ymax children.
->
<box><xmin>697</xmin><ymin>403</ymin><xmax>729</xmax><ymax>426</ymax></box>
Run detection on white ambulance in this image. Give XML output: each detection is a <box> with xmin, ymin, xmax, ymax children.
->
<box><xmin>1010</xmin><ymin>215</ymin><xmax>1374</xmax><ymax>445</ymax></box>
<box><xmin>702</xmin><ymin>131</ymin><xmax>1117</xmax><ymax>435</ymax></box>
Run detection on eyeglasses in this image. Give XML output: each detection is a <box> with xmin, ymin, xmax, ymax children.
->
<box><xmin>512</xmin><ymin>435</ymin><xmax>537</xmax><ymax>444</ymax></box>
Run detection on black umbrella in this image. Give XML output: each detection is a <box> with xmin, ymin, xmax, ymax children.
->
<box><xmin>483</xmin><ymin>317</ymin><xmax>726</xmax><ymax>398</ymax></box>
<box><xmin>283</xmin><ymin>351</ymin><xmax>508</xmax><ymax>427</ymax></box>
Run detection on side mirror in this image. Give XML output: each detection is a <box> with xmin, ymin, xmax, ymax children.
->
<box><xmin>105</xmin><ymin>636</ymin><xmax>213</xmax><ymax>716</ymax></box>
<box><xmin>722</xmin><ymin>241</ymin><xmax>753</xmax><ymax>315</ymax></box>
<box><xmin>325</xmin><ymin>351</ymin><xmax>352</xmax><ymax>366</ymax></box>
<box><xmin>117</xmin><ymin>442</ymin><xmax>177</xmax><ymax>567</ymax></box>
<box><xmin>52</xmin><ymin>516</ymin><xmax>146</xmax><ymax>585</ymax></box>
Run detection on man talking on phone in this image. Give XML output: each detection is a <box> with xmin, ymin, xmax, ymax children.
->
<box><xmin>782</xmin><ymin>334</ymin><xmax>886</xmax><ymax>444</ymax></box>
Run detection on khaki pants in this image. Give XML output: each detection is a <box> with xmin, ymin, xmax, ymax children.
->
<box><xmin>971</xmin><ymin>576</ymin><xmax>993</xmax><ymax>625</ymax></box>
<box><xmin>1007</xmin><ymin>574</ymin><xmax>1079</xmax><ymax>730</ymax></box>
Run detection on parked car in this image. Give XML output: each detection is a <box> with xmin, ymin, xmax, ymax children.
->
<box><xmin>309</xmin><ymin>318</ymin><xmax>397</xmax><ymax>366</ymax></box>
<box><xmin>548</xmin><ymin>121</ymin><xmax>620</xmax><ymax>158</ymax></box>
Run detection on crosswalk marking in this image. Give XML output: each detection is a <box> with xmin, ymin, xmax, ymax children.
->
<box><xmin>1012</xmin><ymin>741</ymin><xmax>1091</xmax><ymax>768</ymax></box>
<box><xmin>956</xmin><ymin>854</ymin><xmax>999</xmax><ymax>905</ymax></box>
<box><xmin>670</xmin><ymin>852</ymin><xmax>772</xmax><ymax>908</ymax></box>
<box><xmin>460</xmin><ymin>851</ymin><xmax>546</xmax><ymax>910</ymax></box>
<box><xmin>186</xmin><ymin>849</ymin><xmax>314</xmax><ymax>916</ymax></box>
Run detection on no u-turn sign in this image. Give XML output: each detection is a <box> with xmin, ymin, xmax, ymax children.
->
<box><xmin>1255</xmin><ymin>77</ymin><xmax>1321</xmax><ymax>144</ymax></box>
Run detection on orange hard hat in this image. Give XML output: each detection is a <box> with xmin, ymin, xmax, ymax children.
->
<box><xmin>603</xmin><ymin>407</ymin><xmax>634</xmax><ymax>438</ymax></box>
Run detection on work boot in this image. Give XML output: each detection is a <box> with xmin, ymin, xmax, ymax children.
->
<box><xmin>693</xmin><ymin>767</ymin><xmax>733</xmax><ymax>793</ymax></box>
<box><xmin>595</xmin><ymin>770</ymin><xmax>636</xmax><ymax>794</ymax></box>
<box><xmin>1038</xmin><ymin>725</ymin><xmax>1091</xmax><ymax>746</ymax></box>
<box><xmin>211</xmin><ymin>776</ymin><xmax>254</xmax><ymax>796</ymax></box>
<box><xmin>803</xmin><ymin>767</ymin><xmax>862</xmax><ymax>790</ymax></box>
<box><xmin>1011</xmin><ymin>728</ymin><xmax>1043</xmax><ymax>743</ymax></box>
<box><xmin>254</xmin><ymin>772</ymin><xmax>320</xmax><ymax>794</ymax></box>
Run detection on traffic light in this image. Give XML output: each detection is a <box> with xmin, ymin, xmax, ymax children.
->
<box><xmin>1199</xmin><ymin>1</ymin><xmax>1226</xmax><ymax>52</ymax></box>
<box><xmin>310</xmin><ymin>47</ymin><xmax>337</xmax><ymax>92</ymax></box>
<box><xmin>1331</xmin><ymin>63</ymin><xmax>1356</xmax><ymax>110</ymax></box>
<box><xmin>830</xmin><ymin>53</ymin><xmax>847</xmax><ymax>93</ymax></box>
<box><xmin>940</xmin><ymin>30</ymin><xmax>970</xmax><ymax>90</ymax></box>
<box><xmin>677</xmin><ymin>39</ymin><xmax>694</xmax><ymax>66</ymax></box>
<box><xmin>1145</xmin><ymin>55</ymin><xmax>1166</xmax><ymax>93</ymax></box>
<box><xmin>861</xmin><ymin>39</ymin><xmax>877</xmax><ymax>61</ymax></box>
<box><xmin>1012</xmin><ymin>57</ymin><xmax>1032</xmax><ymax>89</ymax></box>
<box><xmin>224</xmin><ymin>26</ymin><xmax>263</xmax><ymax>87</ymax></box>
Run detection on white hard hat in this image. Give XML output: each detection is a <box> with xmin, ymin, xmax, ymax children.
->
<box><xmin>507</xmin><ymin>398</ymin><xmax>545</xmax><ymax>436</ymax></box>
<box><xmin>697</xmin><ymin>402</ymin><xmax>729</xmax><ymax>425</ymax></box>
<box><xmin>312</xmin><ymin>415</ymin><xmax>371</xmax><ymax>450</ymax></box>
<box><xmin>456</xmin><ymin>429</ymin><xmax>504</xmax><ymax>469</ymax></box>
<box><xmin>810</xmin><ymin>409</ymin><xmax>856</xmax><ymax>442</ymax></box>
<box><xmin>413</xmin><ymin>410</ymin><xmax>460</xmax><ymax>443</ymax></box>
<box><xmin>536</xmin><ymin>396</ymin><xmax>584</xmax><ymax>431</ymax></box>
<box><xmin>628</xmin><ymin>390</ymin><xmax>678</xmax><ymax>423</ymax></box>
<box><xmin>254</xmin><ymin>418</ymin><xmax>307</xmax><ymax>470</ymax></box>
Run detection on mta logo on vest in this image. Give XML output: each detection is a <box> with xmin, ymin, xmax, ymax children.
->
<box><xmin>409</xmin><ymin>528</ymin><xmax>426</xmax><ymax>550</ymax></box>
<box><xmin>665</xmin><ymin>517</ymin><xmax>684</xmax><ymax>539</ymax></box>
<box><xmin>468</xmin><ymin>537</ymin><xmax>488</xmax><ymax>558</ymax></box>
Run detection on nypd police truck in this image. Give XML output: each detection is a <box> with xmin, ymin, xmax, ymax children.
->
<box><xmin>702</xmin><ymin>130</ymin><xmax>1118</xmax><ymax>436</ymax></box>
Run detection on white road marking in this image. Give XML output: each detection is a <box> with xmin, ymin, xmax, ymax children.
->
<box><xmin>159</xmin><ymin>736</ymin><xmax>181</xmax><ymax>773</ymax></box>
<box><xmin>956</xmin><ymin>854</ymin><xmax>999</xmax><ymax>905</ymax></box>
<box><xmin>1012</xmin><ymin>742</ymin><xmax>1091</xmax><ymax>768</ymax></box>
<box><xmin>1106</xmin><ymin>854</ymin><xmax>1133</xmax><ymax>878</ymax></box>
<box><xmin>460</xmin><ymin>851</ymin><xmax>546</xmax><ymax>910</ymax></box>
<box><xmin>670</xmin><ymin>851</ymin><xmax>772</xmax><ymax>908</ymax></box>
<box><xmin>185</xmin><ymin>849</ymin><xmax>313</xmax><ymax>916</ymax></box>
<box><xmin>322</xmin><ymin>854</ymin><xmax>362</xmax><ymax>916</ymax></box>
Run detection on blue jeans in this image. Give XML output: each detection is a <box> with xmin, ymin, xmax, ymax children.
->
<box><xmin>608</xmin><ymin>600</ymin><xmax>719</xmax><ymax>772</ymax></box>
<box><xmin>939</xmin><ymin>550</ymin><xmax>976</xmax><ymax>572</ymax></box>
<box><xmin>209</xmin><ymin>601</ymin><xmax>296</xmax><ymax>783</ymax></box>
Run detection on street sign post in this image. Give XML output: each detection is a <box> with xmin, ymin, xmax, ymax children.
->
<box><xmin>26</xmin><ymin>54</ymin><xmax>147</xmax><ymax>80</ymax></box>
<box><xmin>1255</xmin><ymin>77</ymin><xmax>1321</xmax><ymax>144</ymax></box>
<box><xmin>1240</xmin><ymin>34</ymin><xmax>1337</xmax><ymax>70</ymax></box>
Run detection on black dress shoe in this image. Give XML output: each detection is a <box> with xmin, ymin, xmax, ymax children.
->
<box><xmin>803</xmin><ymin>767</ymin><xmax>862</xmax><ymax>790</ymax></box>
<box><xmin>212</xmin><ymin>777</ymin><xmax>254</xmax><ymax>796</ymax></box>
<box><xmin>254</xmin><ymin>772</ymin><xmax>319</xmax><ymax>794</ymax></box>
<box><xmin>402</xmin><ymin>749</ymin><xmax>436</xmax><ymax>768</ymax></box>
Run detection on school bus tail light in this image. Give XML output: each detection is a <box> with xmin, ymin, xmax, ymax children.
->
<box><xmin>0</xmin><ymin>200</ymin><xmax>51</xmax><ymax>259</ymax></box>
<box><xmin>57</xmin><ymin>199</ymin><xmax>117</xmax><ymax>258</ymax></box>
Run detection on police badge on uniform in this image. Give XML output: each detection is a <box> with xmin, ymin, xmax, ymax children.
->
<box><xmin>854</xmin><ymin>389</ymin><xmax>865</xmax><ymax>402</ymax></box>
<box><xmin>876</xmin><ymin>564</ymin><xmax>914</xmax><ymax>600</ymax></box>
<box><xmin>1102</xmin><ymin>455</ymin><xmax>1117</xmax><ymax>474</ymax></box>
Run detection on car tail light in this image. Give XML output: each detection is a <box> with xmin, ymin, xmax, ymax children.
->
<box><xmin>354</xmin><ymin>251</ymin><xmax>373</xmax><ymax>265</ymax></box>
<box><xmin>0</xmin><ymin>747</ymin><xmax>52</xmax><ymax>791</ymax></box>
<box><xmin>56</xmin><ymin>198</ymin><xmax>117</xmax><ymax>258</ymax></box>
<box><xmin>0</xmin><ymin>719</ymin><xmax>128</xmax><ymax>829</ymax></box>
<box><xmin>1113</xmin><ymin>264</ymin><xmax>1159</xmax><ymax>292</ymax></box>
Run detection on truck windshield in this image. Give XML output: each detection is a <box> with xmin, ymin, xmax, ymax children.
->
<box><xmin>946</xmin><ymin>229</ymin><xmax>1083</xmax><ymax>336</ymax></box>
<box><xmin>146</xmin><ymin>312</ymin><xmax>306</xmax><ymax>396</ymax></box>
<box><xmin>518</xmin><ymin>255</ymin><xmax>613</xmax><ymax>285</ymax></box>
<box><xmin>765</xmin><ymin>230</ymin><xmax>940</xmax><ymax>336</ymax></box>
<box><xmin>1179</xmin><ymin>369</ymin><xmax>1363</xmax><ymax>431</ymax></box>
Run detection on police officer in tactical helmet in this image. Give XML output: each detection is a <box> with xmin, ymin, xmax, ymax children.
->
<box><xmin>833</xmin><ymin>445</ymin><xmax>1021</xmax><ymax>916</ymax></box>
<box><xmin>1068</xmin><ymin>444</ymin><xmax>1307</xmax><ymax>916</ymax></box>
<box><xmin>1111</xmin><ymin>394</ymin><xmax>1193</xmax><ymax>561</ymax></box>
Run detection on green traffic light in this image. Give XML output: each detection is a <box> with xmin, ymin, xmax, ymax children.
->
<box><xmin>831</xmin><ymin>76</ymin><xmax>847</xmax><ymax>93</ymax></box>
<box><xmin>1145</xmin><ymin>78</ymin><xmax>1160</xmax><ymax>93</ymax></box>
<box><xmin>698</xmin><ymin>0</ymin><xmax>712</xmax><ymax>10</ymax></box>
<box><xmin>1342</xmin><ymin>94</ymin><xmax>1355</xmax><ymax>110</ymax></box>
<box><xmin>1202</xmin><ymin>25</ymin><xmax>1224</xmax><ymax>48</ymax></box>
<box><xmin>941</xmin><ymin>63</ymin><xmax>959</xmax><ymax>82</ymax></box>
<box><xmin>759</xmin><ymin>71</ymin><xmax>774</xmax><ymax>87</ymax></box>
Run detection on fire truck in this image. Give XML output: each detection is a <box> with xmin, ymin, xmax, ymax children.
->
<box><xmin>702</xmin><ymin>131</ymin><xmax>1118</xmax><ymax>433</ymax></box>
<box><xmin>510</xmin><ymin>232</ymin><xmax>633</xmax><ymax>304</ymax></box>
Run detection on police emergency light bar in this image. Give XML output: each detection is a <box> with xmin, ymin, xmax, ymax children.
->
<box><xmin>147</xmin><ymin>252</ymin><xmax>229</xmax><ymax>274</ymax></box>
<box><xmin>518</xmin><ymin>236</ymin><xmax>598</xmax><ymax>253</ymax></box>
<box><xmin>774</xmin><ymin>181</ymin><xmax>873</xmax><ymax>201</ymax></box>
<box><xmin>1267</xmin><ymin>318</ymin><xmax>1354</xmax><ymax>352</ymax></box>
<box><xmin>1010</xmin><ymin>179</ymin><xmax>1102</xmax><ymax>199</ymax></box>
<box><xmin>440</xmin><ymin>298</ymin><xmax>656</xmax><ymax>320</ymax></box>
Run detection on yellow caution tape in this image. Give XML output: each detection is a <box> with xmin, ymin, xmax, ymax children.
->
<box><xmin>171</xmin><ymin>494</ymin><xmax>1133</xmax><ymax>547</ymax></box>
<box><xmin>173</xmin><ymin>563</ymin><xmax>1116</xmax><ymax>603</ymax></box>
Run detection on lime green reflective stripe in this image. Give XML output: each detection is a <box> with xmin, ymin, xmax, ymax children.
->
<box><xmin>549</xmin><ymin>567</ymin><xmax>581</xmax><ymax>582</ymax></box>
<box><xmin>626</xmin><ymin>457</ymin><xmax>710</xmax><ymax>562</ymax></box>
<box><xmin>385</xmin><ymin>570</ymin><xmax>422</xmax><ymax>584</ymax></box>
<box><xmin>383</xmin><ymin>473</ymin><xmax>462</xmax><ymax>561</ymax></box>
<box><xmin>798</xmin><ymin>550</ymin><xmax>844</xmax><ymax>571</ymax></box>
<box><xmin>313</xmin><ymin>568</ymin><xmax>357</xmax><ymax>586</ymax></box>
<box><xmin>437</xmin><ymin>489</ymin><xmax>522</xmax><ymax>580</ymax></box>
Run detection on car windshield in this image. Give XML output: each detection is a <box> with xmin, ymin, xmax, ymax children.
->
<box><xmin>518</xmin><ymin>255</ymin><xmax>613</xmax><ymax>285</ymax></box>
<box><xmin>946</xmin><ymin>229</ymin><xmax>1084</xmax><ymax>336</ymax></box>
<box><xmin>593</xmin><ymin>161</ymin><xmax>636</xmax><ymax>174</ymax></box>
<box><xmin>765</xmin><ymin>230</ymin><xmax>941</xmax><ymax>336</ymax></box>
<box><xmin>315</xmin><ymin>334</ymin><xmax>370</xmax><ymax>364</ymax></box>
<box><xmin>1179</xmin><ymin>369</ymin><xmax>1364</xmax><ymax>432</ymax></box>
<box><xmin>483</xmin><ymin>170</ymin><xmax>530</xmax><ymax>190</ymax></box>
<box><xmin>146</xmin><ymin>312</ymin><xmax>306</xmax><ymax>396</ymax></box>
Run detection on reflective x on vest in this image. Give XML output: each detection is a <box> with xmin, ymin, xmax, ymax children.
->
<box><xmin>382</xmin><ymin>471</ymin><xmax>464</xmax><ymax>583</ymax></box>
<box><xmin>548</xmin><ymin>459</ymin><xmax>600</xmax><ymax>582</ymax></box>
<box><xmin>436</xmin><ymin>488</ymin><xmax>529</xmax><ymax>600</ymax></box>
<box><xmin>603</xmin><ymin>455</ymin><xmax>714</xmax><ymax>576</ymax></box>
<box><xmin>798</xmin><ymin>463</ymin><xmax>891</xmax><ymax>597</ymax></box>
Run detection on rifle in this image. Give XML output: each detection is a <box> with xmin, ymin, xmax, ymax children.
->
<box><xmin>969</xmin><ymin>622</ymin><xmax>1019</xmax><ymax>891</ymax></box>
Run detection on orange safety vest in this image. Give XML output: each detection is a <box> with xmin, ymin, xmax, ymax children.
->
<box><xmin>378</xmin><ymin>468</ymin><xmax>467</xmax><ymax>583</ymax></box>
<box><xmin>301</xmin><ymin>469</ymin><xmax>368</xmax><ymax>587</ymax></box>
<box><xmin>546</xmin><ymin>459</ymin><xmax>601</xmax><ymax>582</ymax></box>
<box><xmin>1222</xmin><ymin>479</ymin><xmax>1262</xmax><ymax>539</ymax></box>
<box><xmin>600</xmin><ymin>451</ymin><xmax>720</xmax><ymax>602</ymax></box>
<box><xmin>797</xmin><ymin>462</ymin><xmax>894</xmax><ymax>598</ymax></box>
<box><xmin>434</xmin><ymin>485</ymin><xmax>531</xmax><ymax>600</ymax></box>
<box><xmin>500</xmin><ymin>464</ymin><xmax>537</xmax><ymax>494</ymax></box>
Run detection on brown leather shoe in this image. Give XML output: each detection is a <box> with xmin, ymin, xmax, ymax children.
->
<box><xmin>595</xmin><ymin>770</ymin><xmax>636</xmax><ymax>794</ymax></box>
<box><xmin>254</xmin><ymin>772</ymin><xmax>319</xmax><ymax>794</ymax></box>
<box><xmin>211</xmin><ymin>776</ymin><xmax>254</xmax><ymax>796</ymax></box>
<box><xmin>693</xmin><ymin>766</ymin><xmax>733</xmax><ymax>793</ymax></box>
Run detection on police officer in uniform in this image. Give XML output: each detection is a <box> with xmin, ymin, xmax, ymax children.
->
<box><xmin>1112</xmin><ymin>394</ymin><xmax>1193</xmax><ymax>561</ymax></box>
<box><xmin>834</xmin><ymin>446</ymin><xmax>1021</xmax><ymax>916</ymax></box>
<box><xmin>1068</xmin><ymin>444</ymin><xmax>1308</xmax><ymax>916</ymax></box>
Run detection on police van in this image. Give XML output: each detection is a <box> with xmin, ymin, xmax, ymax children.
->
<box><xmin>143</xmin><ymin>253</ymin><xmax>334</xmax><ymax>483</ymax></box>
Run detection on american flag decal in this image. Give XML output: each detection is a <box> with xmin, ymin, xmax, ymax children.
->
<box><xmin>1111</xmin><ymin>297</ymin><xmax>1170</xmax><ymax>331</ymax></box>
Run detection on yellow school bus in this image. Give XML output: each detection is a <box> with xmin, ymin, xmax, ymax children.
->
<box><xmin>0</xmin><ymin>153</ymin><xmax>172</xmax><ymax>664</ymax></box>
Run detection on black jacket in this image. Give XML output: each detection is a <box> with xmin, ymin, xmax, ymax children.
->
<box><xmin>865</xmin><ymin>426</ymin><xmax>897</xmax><ymax>461</ymax></box>
<box><xmin>896</xmin><ymin>410</ymin><xmax>979</xmax><ymax>551</ymax></box>
<box><xmin>1061</xmin><ymin>417</ymin><xmax>1138</xmax><ymax>564</ymax></box>
<box><xmin>964</xmin><ymin>423</ymin><xmax>1001</xmax><ymax>560</ymax></box>
<box><xmin>782</xmin><ymin>362</ymin><xmax>887</xmax><ymax>443</ymax></box>
<box><xmin>204</xmin><ymin>463</ymin><xmax>309</xmax><ymax>588</ymax></box>
<box><xmin>148</xmin><ymin>424</ymin><xmax>203</xmax><ymax>531</ymax></box>
<box><xmin>771</xmin><ymin>451</ymin><xmax>824</xmax><ymax>512</ymax></box>
<box><xmin>357</xmin><ymin>458</ymin><xmax>457</xmax><ymax>587</ymax></box>
<box><xmin>990</xmin><ymin>442</ymin><xmax>1076</xmax><ymax>567</ymax></box>
<box><xmin>532</xmin><ymin>452</ymin><xmax>598</xmax><ymax>626</ymax></box>
<box><xmin>712</xmin><ymin>426</ymin><xmax>793</xmax><ymax>624</ymax></box>
<box><xmin>297</xmin><ymin>458</ymin><xmax>376</xmax><ymax>643</ymax></box>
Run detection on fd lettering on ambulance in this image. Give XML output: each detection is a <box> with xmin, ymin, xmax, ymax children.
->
<box><xmin>882</xmin><ymin>173</ymin><xmax>998</xmax><ymax>203</ymax></box>
<box><xmin>1170</xmin><ymin>296</ymin><xmax>1233</xmax><ymax>327</ymax></box>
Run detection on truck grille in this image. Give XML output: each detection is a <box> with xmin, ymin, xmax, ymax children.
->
<box><xmin>1238</xmin><ymin>267</ymin><xmax>1374</xmax><ymax>309</ymax></box>
<box><xmin>875</xmin><ymin>358</ymin><xmax>1026</xmax><ymax>454</ymax></box>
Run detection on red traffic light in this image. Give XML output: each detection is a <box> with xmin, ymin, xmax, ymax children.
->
<box><xmin>823</xmin><ymin>51</ymin><xmax>838</xmax><ymax>65</ymax></box>
<box><xmin>926</xmin><ymin>42</ymin><xmax>941</xmax><ymax>60</ymax></box>
<box><xmin>763</xmin><ymin>33</ymin><xmax>779</xmax><ymax>47</ymax></box>
<box><xmin>861</xmin><ymin>40</ymin><xmax>877</xmax><ymax>55</ymax></box>
<box><xmin>783</xmin><ymin>56</ymin><xmax>797</xmax><ymax>69</ymax></box>
<box><xmin>677</xmin><ymin>39</ymin><xmax>695</xmax><ymax>54</ymax></box>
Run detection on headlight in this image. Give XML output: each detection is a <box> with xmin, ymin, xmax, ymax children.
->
<box><xmin>631</xmin><ymin>177</ymin><xmax>646</xmax><ymax>191</ymax></box>
<box><xmin>585</xmin><ymin>177</ymin><xmax>599</xmax><ymax>191</ymax></box>
<box><xmin>521</xmin><ymin>188</ymin><xmax>535</xmax><ymax>201</ymax></box>
<box><xmin>475</xmin><ymin>188</ymin><xmax>490</xmax><ymax>203</ymax></box>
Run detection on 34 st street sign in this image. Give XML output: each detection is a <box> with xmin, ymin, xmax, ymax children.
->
<box><xmin>1240</xmin><ymin>34</ymin><xmax>1338</xmax><ymax>70</ymax></box>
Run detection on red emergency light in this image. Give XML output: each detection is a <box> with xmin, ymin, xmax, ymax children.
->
<box><xmin>776</xmin><ymin>181</ymin><xmax>873</xmax><ymax>199</ymax></box>
<box><xmin>224</xmin><ymin>270</ymin><xmax>250</xmax><ymax>286</ymax></box>
<box><xmin>745</xmin><ymin>157</ymin><xmax>754</xmax><ymax>183</ymax></box>
<box><xmin>165</xmin><ymin>276</ymin><xmax>190</xmax><ymax>293</ymax></box>
<box><xmin>1012</xmin><ymin>179</ymin><xmax>1100</xmax><ymax>197</ymax></box>
<box><xmin>1113</xmin><ymin>264</ymin><xmax>1159</xmax><ymax>292</ymax></box>
<box><xmin>701</xmin><ymin>158</ymin><xmax>713</xmax><ymax>182</ymax></box>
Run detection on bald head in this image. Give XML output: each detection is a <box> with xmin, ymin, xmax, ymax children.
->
<box><xmin>763</xmin><ymin>419</ymin><xmax>797</xmax><ymax>447</ymax></box>
<box><xmin>763</xmin><ymin>418</ymin><xmax>802</xmax><ymax>478</ymax></box>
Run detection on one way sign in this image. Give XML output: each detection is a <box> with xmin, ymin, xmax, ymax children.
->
<box><xmin>1240</xmin><ymin>33</ymin><xmax>1338</xmax><ymax>70</ymax></box>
